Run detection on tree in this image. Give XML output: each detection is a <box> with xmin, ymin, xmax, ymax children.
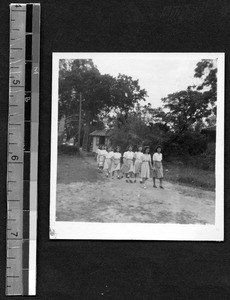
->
<box><xmin>109</xmin><ymin>111</ymin><xmax>167</xmax><ymax>153</ymax></box>
<box><xmin>59</xmin><ymin>60</ymin><xmax>147</xmax><ymax>150</ymax></box>
<box><xmin>159</xmin><ymin>59</ymin><xmax>217</xmax><ymax>133</ymax></box>
<box><xmin>194</xmin><ymin>59</ymin><xmax>217</xmax><ymax>116</ymax></box>
<box><xmin>161</xmin><ymin>88</ymin><xmax>209</xmax><ymax>133</ymax></box>
<box><xmin>108</xmin><ymin>74</ymin><xmax>147</xmax><ymax>116</ymax></box>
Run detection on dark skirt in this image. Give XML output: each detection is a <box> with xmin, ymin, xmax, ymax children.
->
<box><xmin>151</xmin><ymin>161</ymin><xmax>163</xmax><ymax>178</ymax></box>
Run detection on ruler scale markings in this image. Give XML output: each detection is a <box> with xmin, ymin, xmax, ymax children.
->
<box><xmin>8</xmin><ymin>14</ymin><xmax>25</xmax><ymax>295</ymax></box>
<box><xmin>23</xmin><ymin>3</ymin><xmax>33</xmax><ymax>293</ymax></box>
<box><xmin>6</xmin><ymin>3</ymin><xmax>40</xmax><ymax>296</ymax></box>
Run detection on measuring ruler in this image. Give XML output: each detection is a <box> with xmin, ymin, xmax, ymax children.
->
<box><xmin>6</xmin><ymin>3</ymin><xmax>40</xmax><ymax>296</ymax></box>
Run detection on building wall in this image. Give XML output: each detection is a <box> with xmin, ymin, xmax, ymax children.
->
<box><xmin>91</xmin><ymin>136</ymin><xmax>111</xmax><ymax>152</ymax></box>
<box><xmin>92</xmin><ymin>137</ymin><xmax>97</xmax><ymax>153</ymax></box>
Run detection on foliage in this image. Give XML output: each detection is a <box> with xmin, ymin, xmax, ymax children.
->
<box><xmin>59</xmin><ymin>59</ymin><xmax>147</xmax><ymax>150</ymax></box>
<box><xmin>109</xmin><ymin>112</ymin><xmax>167</xmax><ymax>153</ymax></box>
<box><xmin>194</xmin><ymin>59</ymin><xmax>217</xmax><ymax>104</ymax></box>
<box><xmin>161</xmin><ymin>88</ymin><xmax>213</xmax><ymax>133</ymax></box>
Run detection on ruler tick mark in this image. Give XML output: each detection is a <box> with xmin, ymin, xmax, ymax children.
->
<box><xmin>8</xmin><ymin>247</ymin><xmax>20</xmax><ymax>249</ymax></box>
<box><xmin>8</xmin><ymin>200</ymin><xmax>20</xmax><ymax>202</ymax></box>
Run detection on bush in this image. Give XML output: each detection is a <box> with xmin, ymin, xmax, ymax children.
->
<box><xmin>58</xmin><ymin>145</ymin><xmax>79</xmax><ymax>155</ymax></box>
<box><xmin>181</xmin><ymin>152</ymin><xmax>215</xmax><ymax>171</ymax></box>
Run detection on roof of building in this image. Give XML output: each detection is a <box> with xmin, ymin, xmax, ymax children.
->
<box><xmin>201</xmin><ymin>126</ymin><xmax>216</xmax><ymax>133</ymax></box>
<box><xmin>89</xmin><ymin>129</ymin><xmax>111</xmax><ymax>137</ymax></box>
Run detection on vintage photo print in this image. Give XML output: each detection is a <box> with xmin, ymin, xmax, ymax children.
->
<box><xmin>50</xmin><ymin>53</ymin><xmax>224</xmax><ymax>240</ymax></box>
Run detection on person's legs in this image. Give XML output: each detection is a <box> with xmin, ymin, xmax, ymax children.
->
<box><xmin>160</xmin><ymin>178</ymin><xmax>164</xmax><ymax>189</ymax></box>
<box><xmin>143</xmin><ymin>178</ymin><xmax>147</xmax><ymax>189</ymax></box>
<box><xmin>134</xmin><ymin>173</ymin><xmax>137</xmax><ymax>183</ymax></box>
<box><xmin>153</xmin><ymin>177</ymin><xmax>157</xmax><ymax>187</ymax></box>
<box><xmin>129</xmin><ymin>172</ymin><xmax>133</xmax><ymax>183</ymax></box>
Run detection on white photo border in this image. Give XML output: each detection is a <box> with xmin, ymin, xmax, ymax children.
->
<box><xmin>50</xmin><ymin>52</ymin><xmax>224</xmax><ymax>241</ymax></box>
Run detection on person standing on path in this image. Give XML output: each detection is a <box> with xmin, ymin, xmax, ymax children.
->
<box><xmin>98</xmin><ymin>145</ymin><xmax>107</xmax><ymax>172</ymax></box>
<box><xmin>152</xmin><ymin>145</ymin><xmax>164</xmax><ymax>189</ymax></box>
<box><xmin>96</xmin><ymin>144</ymin><xmax>102</xmax><ymax>170</ymax></box>
<box><xmin>122</xmin><ymin>145</ymin><xmax>135</xmax><ymax>183</ymax></box>
<box><xmin>134</xmin><ymin>145</ymin><xmax>143</xmax><ymax>183</ymax></box>
<box><xmin>103</xmin><ymin>146</ymin><xmax>114</xmax><ymax>177</ymax></box>
<box><xmin>140</xmin><ymin>146</ymin><xmax>152</xmax><ymax>189</ymax></box>
<box><xmin>111</xmin><ymin>146</ymin><xmax>122</xmax><ymax>179</ymax></box>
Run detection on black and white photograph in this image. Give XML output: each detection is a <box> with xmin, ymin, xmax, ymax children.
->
<box><xmin>50</xmin><ymin>53</ymin><xmax>224</xmax><ymax>240</ymax></box>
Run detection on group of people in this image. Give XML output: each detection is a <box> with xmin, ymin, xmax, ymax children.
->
<box><xmin>96</xmin><ymin>144</ymin><xmax>164</xmax><ymax>189</ymax></box>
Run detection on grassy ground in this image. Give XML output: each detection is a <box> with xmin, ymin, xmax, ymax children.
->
<box><xmin>163</xmin><ymin>161</ymin><xmax>215</xmax><ymax>191</ymax></box>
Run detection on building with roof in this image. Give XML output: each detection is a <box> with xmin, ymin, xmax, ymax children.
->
<box><xmin>89</xmin><ymin>129</ymin><xmax>111</xmax><ymax>152</ymax></box>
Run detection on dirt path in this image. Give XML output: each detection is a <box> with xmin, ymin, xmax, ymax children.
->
<box><xmin>56</xmin><ymin>155</ymin><xmax>215</xmax><ymax>224</ymax></box>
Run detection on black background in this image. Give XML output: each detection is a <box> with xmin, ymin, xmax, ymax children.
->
<box><xmin>0</xmin><ymin>0</ymin><xmax>230</xmax><ymax>299</ymax></box>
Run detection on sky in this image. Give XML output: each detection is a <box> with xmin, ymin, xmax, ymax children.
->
<box><xmin>90</xmin><ymin>53</ymin><xmax>205</xmax><ymax>108</ymax></box>
<box><xmin>58</xmin><ymin>53</ymin><xmax>219</xmax><ymax>109</ymax></box>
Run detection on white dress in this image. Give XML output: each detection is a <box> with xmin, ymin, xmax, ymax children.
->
<box><xmin>111</xmin><ymin>152</ymin><xmax>121</xmax><ymax>172</ymax></box>
<box><xmin>122</xmin><ymin>151</ymin><xmax>135</xmax><ymax>173</ymax></box>
<box><xmin>140</xmin><ymin>154</ymin><xmax>151</xmax><ymax>179</ymax></box>
<box><xmin>103</xmin><ymin>151</ymin><xmax>114</xmax><ymax>171</ymax></box>
<box><xmin>96</xmin><ymin>148</ymin><xmax>101</xmax><ymax>165</ymax></box>
<box><xmin>134</xmin><ymin>151</ymin><xmax>143</xmax><ymax>174</ymax></box>
<box><xmin>98</xmin><ymin>149</ymin><xmax>107</xmax><ymax>167</ymax></box>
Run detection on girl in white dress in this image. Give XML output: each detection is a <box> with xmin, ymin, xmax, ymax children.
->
<box><xmin>96</xmin><ymin>145</ymin><xmax>102</xmax><ymax>170</ymax></box>
<box><xmin>98</xmin><ymin>145</ymin><xmax>107</xmax><ymax>172</ymax></box>
<box><xmin>134</xmin><ymin>145</ymin><xmax>143</xmax><ymax>183</ymax></box>
<box><xmin>111</xmin><ymin>146</ymin><xmax>122</xmax><ymax>179</ymax></box>
<box><xmin>140</xmin><ymin>146</ymin><xmax>152</xmax><ymax>189</ymax></box>
<box><xmin>152</xmin><ymin>145</ymin><xmax>164</xmax><ymax>189</ymax></box>
<box><xmin>103</xmin><ymin>146</ymin><xmax>114</xmax><ymax>177</ymax></box>
<box><xmin>122</xmin><ymin>145</ymin><xmax>135</xmax><ymax>183</ymax></box>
